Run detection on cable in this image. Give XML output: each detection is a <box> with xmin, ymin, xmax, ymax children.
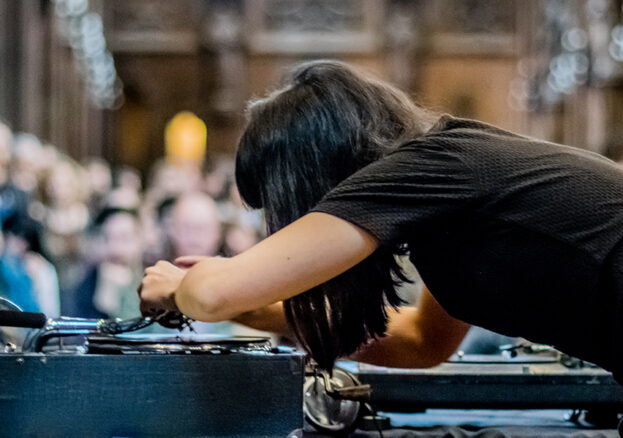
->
<box><xmin>0</xmin><ymin>297</ymin><xmax>23</xmax><ymax>312</ymax></box>
<box><xmin>364</xmin><ymin>403</ymin><xmax>385</xmax><ymax>438</ymax></box>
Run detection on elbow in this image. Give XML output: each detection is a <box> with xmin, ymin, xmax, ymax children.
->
<box><xmin>392</xmin><ymin>346</ymin><xmax>447</xmax><ymax>369</ymax></box>
<box><xmin>192</xmin><ymin>293</ymin><xmax>230</xmax><ymax>322</ymax></box>
<box><xmin>413</xmin><ymin>340</ymin><xmax>455</xmax><ymax>369</ymax></box>
<box><xmin>391</xmin><ymin>334</ymin><xmax>451</xmax><ymax>369</ymax></box>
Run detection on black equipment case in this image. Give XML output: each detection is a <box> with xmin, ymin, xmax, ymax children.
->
<box><xmin>0</xmin><ymin>350</ymin><xmax>305</xmax><ymax>437</ymax></box>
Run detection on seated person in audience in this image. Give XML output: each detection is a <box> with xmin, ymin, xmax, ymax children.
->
<box><xmin>40</xmin><ymin>158</ymin><xmax>91</xmax><ymax>299</ymax></box>
<box><xmin>1</xmin><ymin>213</ymin><xmax>60</xmax><ymax>317</ymax></box>
<box><xmin>167</xmin><ymin>192</ymin><xmax>222</xmax><ymax>260</ymax></box>
<box><xmin>0</xmin><ymin>215</ymin><xmax>41</xmax><ymax>314</ymax></box>
<box><xmin>0</xmin><ymin>212</ymin><xmax>59</xmax><ymax>346</ymax></box>
<box><xmin>69</xmin><ymin>207</ymin><xmax>143</xmax><ymax>320</ymax></box>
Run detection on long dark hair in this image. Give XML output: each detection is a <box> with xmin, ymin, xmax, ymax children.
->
<box><xmin>235</xmin><ymin>60</ymin><xmax>435</xmax><ymax>370</ymax></box>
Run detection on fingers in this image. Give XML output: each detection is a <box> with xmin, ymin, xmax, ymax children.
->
<box><xmin>138</xmin><ymin>278</ymin><xmax>160</xmax><ymax>317</ymax></box>
<box><xmin>139</xmin><ymin>273</ymin><xmax>159</xmax><ymax>314</ymax></box>
<box><xmin>174</xmin><ymin>255</ymin><xmax>208</xmax><ymax>268</ymax></box>
<box><xmin>137</xmin><ymin>260</ymin><xmax>185</xmax><ymax>317</ymax></box>
<box><xmin>144</xmin><ymin>260</ymin><xmax>177</xmax><ymax>276</ymax></box>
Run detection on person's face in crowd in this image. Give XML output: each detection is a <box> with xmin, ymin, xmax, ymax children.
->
<box><xmin>85</xmin><ymin>159</ymin><xmax>112</xmax><ymax>197</ymax></box>
<box><xmin>102</xmin><ymin>213</ymin><xmax>143</xmax><ymax>266</ymax></box>
<box><xmin>3</xmin><ymin>233</ymin><xmax>28</xmax><ymax>258</ymax></box>
<box><xmin>11</xmin><ymin>134</ymin><xmax>44</xmax><ymax>192</ymax></box>
<box><xmin>45</xmin><ymin>160</ymin><xmax>83</xmax><ymax>207</ymax></box>
<box><xmin>153</xmin><ymin>163</ymin><xmax>201</xmax><ymax>195</ymax></box>
<box><xmin>169</xmin><ymin>194</ymin><xmax>221</xmax><ymax>257</ymax></box>
<box><xmin>118</xmin><ymin>167</ymin><xmax>142</xmax><ymax>192</ymax></box>
<box><xmin>106</xmin><ymin>187</ymin><xmax>142</xmax><ymax>211</ymax></box>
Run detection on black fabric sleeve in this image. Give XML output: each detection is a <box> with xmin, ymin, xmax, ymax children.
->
<box><xmin>311</xmin><ymin>140</ymin><xmax>479</xmax><ymax>244</ymax></box>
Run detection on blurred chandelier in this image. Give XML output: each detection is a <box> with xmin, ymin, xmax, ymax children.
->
<box><xmin>52</xmin><ymin>0</ymin><xmax>124</xmax><ymax>110</ymax></box>
<box><xmin>509</xmin><ymin>0</ymin><xmax>623</xmax><ymax>112</ymax></box>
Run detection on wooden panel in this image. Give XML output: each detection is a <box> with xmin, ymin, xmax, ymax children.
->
<box><xmin>113</xmin><ymin>54</ymin><xmax>211</xmax><ymax>170</ymax></box>
<box><xmin>418</xmin><ymin>57</ymin><xmax>524</xmax><ymax>133</ymax></box>
<box><xmin>244</xmin><ymin>0</ymin><xmax>383</xmax><ymax>54</ymax></box>
<box><xmin>106</xmin><ymin>0</ymin><xmax>203</xmax><ymax>53</ymax></box>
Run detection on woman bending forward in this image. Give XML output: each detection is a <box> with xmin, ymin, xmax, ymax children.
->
<box><xmin>139</xmin><ymin>61</ymin><xmax>623</xmax><ymax>380</ymax></box>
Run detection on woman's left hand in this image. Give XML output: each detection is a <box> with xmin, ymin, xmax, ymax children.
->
<box><xmin>138</xmin><ymin>260</ymin><xmax>186</xmax><ymax>317</ymax></box>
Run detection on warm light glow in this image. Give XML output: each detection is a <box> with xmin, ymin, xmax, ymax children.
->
<box><xmin>165</xmin><ymin>111</ymin><xmax>207</xmax><ymax>165</ymax></box>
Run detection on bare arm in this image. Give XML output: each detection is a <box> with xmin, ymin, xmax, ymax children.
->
<box><xmin>144</xmin><ymin>211</ymin><xmax>468</xmax><ymax>369</ymax></box>
<box><xmin>231</xmin><ymin>302</ymin><xmax>291</xmax><ymax>336</ymax></box>
<box><xmin>174</xmin><ymin>212</ymin><xmax>378</xmax><ymax>322</ymax></box>
<box><xmin>232</xmin><ymin>287</ymin><xmax>470</xmax><ymax>369</ymax></box>
<box><xmin>351</xmin><ymin>286</ymin><xmax>470</xmax><ymax>368</ymax></box>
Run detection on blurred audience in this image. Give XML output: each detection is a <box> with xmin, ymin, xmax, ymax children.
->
<box><xmin>0</xmin><ymin>120</ymin><xmax>525</xmax><ymax>353</ymax></box>
<box><xmin>0</xmin><ymin>121</ymin><xmax>264</xmax><ymax>330</ymax></box>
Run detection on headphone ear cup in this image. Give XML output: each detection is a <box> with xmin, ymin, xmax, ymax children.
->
<box><xmin>303</xmin><ymin>367</ymin><xmax>363</xmax><ymax>434</ymax></box>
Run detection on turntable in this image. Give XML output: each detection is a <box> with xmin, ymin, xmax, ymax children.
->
<box><xmin>351</xmin><ymin>347</ymin><xmax>623</xmax><ymax>413</ymax></box>
<box><xmin>4</xmin><ymin>302</ymin><xmax>623</xmax><ymax>437</ymax></box>
<box><xmin>301</xmin><ymin>345</ymin><xmax>623</xmax><ymax>434</ymax></box>
<box><xmin>0</xmin><ymin>304</ymin><xmax>305</xmax><ymax>438</ymax></box>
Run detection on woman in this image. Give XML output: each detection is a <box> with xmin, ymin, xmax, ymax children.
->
<box><xmin>139</xmin><ymin>60</ymin><xmax>623</xmax><ymax>379</ymax></box>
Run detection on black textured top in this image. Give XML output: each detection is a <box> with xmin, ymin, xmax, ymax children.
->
<box><xmin>312</xmin><ymin>115</ymin><xmax>623</xmax><ymax>376</ymax></box>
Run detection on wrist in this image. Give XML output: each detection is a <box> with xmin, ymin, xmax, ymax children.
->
<box><xmin>172</xmin><ymin>286</ymin><xmax>184</xmax><ymax>314</ymax></box>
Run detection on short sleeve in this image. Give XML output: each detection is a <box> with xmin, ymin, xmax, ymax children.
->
<box><xmin>311</xmin><ymin>140</ymin><xmax>479</xmax><ymax>244</ymax></box>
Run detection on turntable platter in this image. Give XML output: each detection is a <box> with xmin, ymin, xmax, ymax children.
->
<box><xmin>86</xmin><ymin>333</ymin><xmax>273</xmax><ymax>354</ymax></box>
